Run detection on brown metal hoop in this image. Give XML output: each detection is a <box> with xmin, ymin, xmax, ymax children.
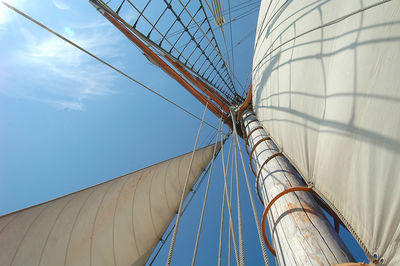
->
<box><xmin>249</xmin><ymin>137</ymin><xmax>272</xmax><ymax>177</ymax></box>
<box><xmin>242</xmin><ymin>112</ymin><xmax>256</xmax><ymax>121</ymax></box>
<box><xmin>244</xmin><ymin>119</ymin><xmax>258</xmax><ymax>131</ymax></box>
<box><xmin>262</xmin><ymin>186</ymin><xmax>313</xmax><ymax>256</ymax></box>
<box><xmin>245</xmin><ymin>126</ymin><xmax>265</xmax><ymax>154</ymax></box>
<box><xmin>255</xmin><ymin>152</ymin><xmax>283</xmax><ymax>206</ymax></box>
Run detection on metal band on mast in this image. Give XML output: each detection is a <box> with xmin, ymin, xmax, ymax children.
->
<box><xmin>240</xmin><ymin>108</ymin><xmax>355</xmax><ymax>265</ymax></box>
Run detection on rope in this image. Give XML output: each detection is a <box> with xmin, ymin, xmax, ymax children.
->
<box><xmin>1</xmin><ymin>1</ymin><xmax>218</xmax><ymax>131</ymax></box>
<box><xmin>233</xmin><ymin>124</ymin><xmax>245</xmax><ymax>265</ymax></box>
<box><xmin>228</xmin><ymin>141</ymin><xmax>234</xmax><ymax>266</ymax></box>
<box><xmin>201</xmin><ymin>0</ymin><xmax>233</xmax><ymax>88</ymax></box>
<box><xmin>148</xmin><ymin>159</ymin><xmax>212</xmax><ymax>265</ymax></box>
<box><xmin>191</xmin><ymin>119</ymin><xmax>223</xmax><ymax>266</ymax></box>
<box><xmin>220</xmin><ymin>129</ymin><xmax>240</xmax><ymax>265</ymax></box>
<box><xmin>125</xmin><ymin>0</ymin><xmax>191</xmax><ymax>64</ymax></box>
<box><xmin>149</xmin><ymin>121</ymin><xmax>222</xmax><ymax>265</ymax></box>
<box><xmin>176</xmin><ymin>0</ymin><xmax>245</xmax><ymax>94</ymax></box>
<box><xmin>155</xmin><ymin>1</ymin><xmax>259</xmax><ymax>45</ymax></box>
<box><xmin>230</xmin><ymin>110</ymin><xmax>270</xmax><ymax>265</ymax></box>
<box><xmin>166</xmin><ymin>103</ymin><xmax>208</xmax><ymax>265</ymax></box>
<box><xmin>217</xmin><ymin>136</ymin><xmax>233</xmax><ymax>266</ymax></box>
<box><xmin>227</xmin><ymin>0</ymin><xmax>237</xmax><ymax>94</ymax></box>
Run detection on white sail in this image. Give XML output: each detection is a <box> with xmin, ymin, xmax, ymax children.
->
<box><xmin>253</xmin><ymin>0</ymin><xmax>400</xmax><ymax>264</ymax></box>
<box><xmin>0</xmin><ymin>144</ymin><xmax>219</xmax><ymax>266</ymax></box>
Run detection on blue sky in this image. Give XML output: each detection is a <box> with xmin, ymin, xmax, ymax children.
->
<box><xmin>0</xmin><ymin>0</ymin><xmax>366</xmax><ymax>265</ymax></box>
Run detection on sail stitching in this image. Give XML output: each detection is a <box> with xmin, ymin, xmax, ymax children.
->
<box><xmin>38</xmin><ymin>196</ymin><xmax>75</xmax><ymax>266</ymax></box>
<box><xmin>112</xmin><ymin>175</ymin><xmax>132</xmax><ymax>266</ymax></box>
<box><xmin>131</xmin><ymin>172</ymin><xmax>147</xmax><ymax>257</ymax></box>
<box><xmin>9</xmin><ymin>205</ymin><xmax>49</xmax><ymax>266</ymax></box>
<box><xmin>64</xmin><ymin>189</ymin><xmax>97</xmax><ymax>266</ymax></box>
<box><xmin>90</xmin><ymin>182</ymin><xmax>116</xmax><ymax>266</ymax></box>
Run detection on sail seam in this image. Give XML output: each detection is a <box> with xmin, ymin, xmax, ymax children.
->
<box><xmin>90</xmin><ymin>182</ymin><xmax>115</xmax><ymax>266</ymax></box>
<box><xmin>112</xmin><ymin>175</ymin><xmax>132</xmax><ymax>266</ymax></box>
<box><xmin>38</xmin><ymin>196</ymin><xmax>75</xmax><ymax>266</ymax></box>
<box><xmin>64</xmin><ymin>189</ymin><xmax>97</xmax><ymax>266</ymax></box>
<box><xmin>9</xmin><ymin>205</ymin><xmax>49</xmax><ymax>266</ymax></box>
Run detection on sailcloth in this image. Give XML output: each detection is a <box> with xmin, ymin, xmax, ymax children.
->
<box><xmin>0</xmin><ymin>144</ymin><xmax>219</xmax><ymax>266</ymax></box>
<box><xmin>252</xmin><ymin>0</ymin><xmax>400</xmax><ymax>264</ymax></box>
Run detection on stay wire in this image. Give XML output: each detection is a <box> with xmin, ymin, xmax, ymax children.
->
<box><xmin>1</xmin><ymin>1</ymin><xmax>218</xmax><ymax>131</ymax></box>
<box><xmin>191</xmin><ymin>119</ymin><xmax>223</xmax><ymax>266</ymax></box>
<box><xmin>148</xmin><ymin>135</ymin><xmax>222</xmax><ymax>265</ymax></box>
<box><xmin>230</xmin><ymin>110</ymin><xmax>270</xmax><ymax>265</ymax></box>
<box><xmin>217</xmin><ymin>135</ymin><xmax>233</xmax><ymax>266</ymax></box>
<box><xmin>227</xmin><ymin>0</ymin><xmax>237</xmax><ymax>94</ymax></box>
<box><xmin>166</xmin><ymin>102</ymin><xmax>208</xmax><ymax>265</ymax></box>
<box><xmin>154</xmin><ymin>0</ymin><xmax>259</xmax><ymax>44</ymax></box>
<box><xmin>228</xmin><ymin>143</ymin><xmax>234</xmax><ymax>266</ymax></box>
<box><xmin>220</xmin><ymin>128</ymin><xmax>240</xmax><ymax>265</ymax></box>
<box><xmin>177</xmin><ymin>0</ymin><xmax>245</xmax><ymax>94</ymax></box>
<box><xmin>233</xmin><ymin>117</ymin><xmax>245</xmax><ymax>265</ymax></box>
<box><xmin>202</xmin><ymin>0</ymin><xmax>232</xmax><ymax>74</ymax></box>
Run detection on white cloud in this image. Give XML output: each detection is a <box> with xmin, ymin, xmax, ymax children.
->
<box><xmin>52</xmin><ymin>0</ymin><xmax>70</xmax><ymax>10</ymax></box>
<box><xmin>9</xmin><ymin>23</ymin><xmax>124</xmax><ymax>110</ymax></box>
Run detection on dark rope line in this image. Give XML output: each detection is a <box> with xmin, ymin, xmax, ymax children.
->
<box><xmin>2</xmin><ymin>1</ymin><xmax>218</xmax><ymax>131</ymax></box>
<box><xmin>147</xmin><ymin>147</ymin><xmax>219</xmax><ymax>265</ymax></box>
<box><xmin>154</xmin><ymin>2</ymin><xmax>260</xmax><ymax>45</ymax></box>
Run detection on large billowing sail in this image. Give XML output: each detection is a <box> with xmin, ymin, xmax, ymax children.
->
<box><xmin>0</xmin><ymin>144</ymin><xmax>219</xmax><ymax>266</ymax></box>
<box><xmin>252</xmin><ymin>0</ymin><xmax>400</xmax><ymax>264</ymax></box>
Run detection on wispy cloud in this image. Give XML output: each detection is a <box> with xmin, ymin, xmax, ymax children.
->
<box><xmin>6</xmin><ymin>21</ymin><xmax>124</xmax><ymax>110</ymax></box>
<box><xmin>52</xmin><ymin>0</ymin><xmax>70</xmax><ymax>10</ymax></box>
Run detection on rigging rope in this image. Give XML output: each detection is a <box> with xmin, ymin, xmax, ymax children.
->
<box><xmin>230</xmin><ymin>110</ymin><xmax>270</xmax><ymax>265</ymax></box>
<box><xmin>191</xmin><ymin>119</ymin><xmax>223</xmax><ymax>266</ymax></box>
<box><xmin>166</xmin><ymin>103</ymin><xmax>208</xmax><ymax>266</ymax></box>
<box><xmin>155</xmin><ymin>0</ymin><xmax>259</xmax><ymax>45</ymax></box>
<box><xmin>148</xmin><ymin>124</ymin><xmax>221</xmax><ymax>265</ymax></box>
<box><xmin>233</xmin><ymin>122</ymin><xmax>245</xmax><ymax>265</ymax></box>
<box><xmin>217</xmin><ymin>136</ymin><xmax>233</xmax><ymax>266</ymax></box>
<box><xmin>228</xmin><ymin>148</ymin><xmax>234</xmax><ymax>266</ymax></box>
<box><xmin>1</xmin><ymin>1</ymin><xmax>218</xmax><ymax>131</ymax></box>
<box><xmin>227</xmin><ymin>0</ymin><xmax>236</xmax><ymax>94</ymax></box>
<box><xmin>220</xmin><ymin>130</ymin><xmax>240</xmax><ymax>265</ymax></box>
<box><xmin>125</xmin><ymin>0</ymin><xmax>191</xmax><ymax>65</ymax></box>
<box><xmin>176</xmin><ymin>0</ymin><xmax>245</xmax><ymax>94</ymax></box>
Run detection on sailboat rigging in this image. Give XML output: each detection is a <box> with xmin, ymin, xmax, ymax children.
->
<box><xmin>1</xmin><ymin>0</ymin><xmax>400</xmax><ymax>265</ymax></box>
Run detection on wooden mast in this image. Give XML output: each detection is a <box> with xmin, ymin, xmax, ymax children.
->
<box><xmin>240</xmin><ymin>108</ymin><xmax>355</xmax><ymax>265</ymax></box>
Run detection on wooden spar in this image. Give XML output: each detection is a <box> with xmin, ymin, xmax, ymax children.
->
<box><xmin>195</xmin><ymin>77</ymin><xmax>231</xmax><ymax>107</ymax></box>
<box><xmin>95</xmin><ymin>6</ymin><xmax>229</xmax><ymax>121</ymax></box>
<box><xmin>165</xmin><ymin>55</ymin><xmax>230</xmax><ymax>114</ymax></box>
<box><xmin>241</xmin><ymin>109</ymin><xmax>354</xmax><ymax>265</ymax></box>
